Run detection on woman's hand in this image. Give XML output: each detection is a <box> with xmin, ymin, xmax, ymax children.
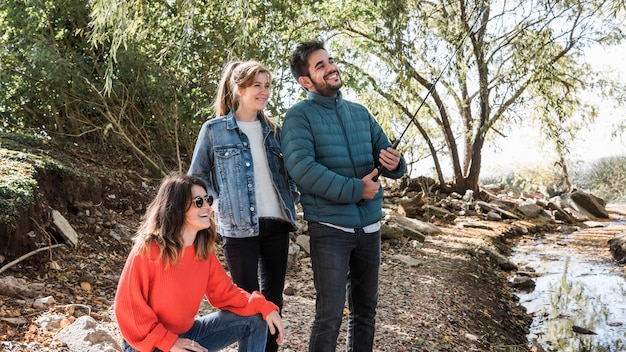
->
<box><xmin>265</xmin><ymin>310</ymin><xmax>285</xmax><ymax>345</ymax></box>
<box><xmin>170</xmin><ymin>337</ymin><xmax>207</xmax><ymax>352</ymax></box>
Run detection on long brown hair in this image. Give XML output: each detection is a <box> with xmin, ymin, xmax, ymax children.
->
<box><xmin>133</xmin><ymin>172</ymin><xmax>216</xmax><ymax>268</ymax></box>
<box><xmin>214</xmin><ymin>60</ymin><xmax>277</xmax><ymax>132</ymax></box>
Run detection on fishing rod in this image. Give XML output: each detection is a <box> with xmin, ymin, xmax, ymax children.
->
<box><xmin>371</xmin><ymin>9</ymin><xmax>484</xmax><ymax>182</ymax></box>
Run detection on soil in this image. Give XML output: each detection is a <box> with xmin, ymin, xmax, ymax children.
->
<box><xmin>2</xmin><ymin>140</ymin><xmax>620</xmax><ymax>351</ymax></box>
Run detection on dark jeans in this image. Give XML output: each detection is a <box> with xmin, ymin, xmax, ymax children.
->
<box><xmin>307</xmin><ymin>222</ymin><xmax>381</xmax><ymax>352</ymax></box>
<box><xmin>121</xmin><ymin>310</ymin><xmax>267</xmax><ymax>352</ymax></box>
<box><xmin>222</xmin><ymin>218</ymin><xmax>291</xmax><ymax>352</ymax></box>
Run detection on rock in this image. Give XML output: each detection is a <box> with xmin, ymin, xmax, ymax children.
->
<box><xmin>476</xmin><ymin>201</ymin><xmax>521</xmax><ymax>220</ymax></box>
<box><xmin>295</xmin><ymin>234</ymin><xmax>310</xmax><ymax>255</ymax></box>
<box><xmin>389</xmin><ymin>215</ymin><xmax>442</xmax><ymax>236</ymax></box>
<box><xmin>397</xmin><ymin>195</ymin><xmax>425</xmax><ymax>218</ymax></box>
<box><xmin>392</xmin><ymin>254</ymin><xmax>421</xmax><ymax>267</ymax></box>
<box><xmin>486</xmin><ymin>211</ymin><xmax>502</xmax><ymax>221</ymax></box>
<box><xmin>381</xmin><ymin>222</ymin><xmax>409</xmax><ymax>241</ymax></box>
<box><xmin>36</xmin><ymin>313</ymin><xmax>71</xmax><ymax>331</ymax></box>
<box><xmin>33</xmin><ymin>296</ymin><xmax>56</xmax><ymax>310</ymax></box>
<box><xmin>51</xmin><ymin>209</ymin><xmax>79</xmax><ymax>247</ymax></box>
<box><xmin>563</xmin><ymin>205</ymin><xmax>591</xmax><ymax>222</ymax></box>
<box><xmin>546</xmin><ymin>200</ymin><xmax>577</xmax><ymax>223</ymax></box>
<box><xmin>456</xmin><ymin>221</ymin><xmax>492</xmax><ymax>230</ymax></box>
<box><xmin>556</xmin><ymin>225</ymin><xmax>580</xmax><ymax>234</ymax></box>
<box><xmin>423</xmin><ymin>204</ymin><xmax>457</xmax><ymax>222</ymax></box>
<box><xmin>283</xmin><ymin>284</ymin><xmax>296</xmax><ymax>296</ymax></box>
<box><xmin>517</xmin><ymin>203</ymin><xmax>543</xmax><ymax>219</ymax></box>
<box><xmin>510</xmin><ymin>276</ymin><xmax>535</xmax><ymax>290</ymax></box>
<box><xmin>609</xmin><ymin>232</ymin><xmax>626</xmax><ymax>264</ymax></box>
<box><xmin>569</xmin><ymin>190</ymin><xmax>609</xmax><ymax>219</ymax></box>
<box><xmin>55</xmin><ymin>315</ymin><xmax>122</xmax><ymax>352</ymax></box>
<box><xmin>0</xmin><ymin>276</ymin><xmax>40</xmax><ymax>298</ymax></box>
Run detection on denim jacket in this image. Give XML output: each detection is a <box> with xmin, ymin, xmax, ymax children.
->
<box><xmin>188</xmin><ymin>111</ymin><xmax>299</xmax><ymax>238</ymax></box>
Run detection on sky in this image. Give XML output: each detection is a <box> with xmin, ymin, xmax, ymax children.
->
<box><xmin>479</xmin><ymin>42</ymin><xmax>626</xmax><ymax>177</ymax></box>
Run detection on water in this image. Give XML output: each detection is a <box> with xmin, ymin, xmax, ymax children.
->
<box><xmin>511</xmin><ymin>220</ymin><xmax>626</xmax><ymax>351</ymax></box>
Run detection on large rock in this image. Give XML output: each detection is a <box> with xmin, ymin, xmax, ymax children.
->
<box><xmin>517</xmin><ymin>202</ymin><xmax>543</xmax><ymax>219</ymax></box>
<box><xmin>569</xmin><ymin>190</ymin><xmax>609</xmax><ymax>219</ymax></box>
<box><xmin>55</xmin><ymin>315</ymin><xmax>122</xmax><ymax>352</ymax></box>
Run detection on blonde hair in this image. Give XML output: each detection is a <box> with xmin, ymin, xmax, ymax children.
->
<box><xmin>214</xmin><ymin>60</ymin><xmax>277</xmax><ymax>132</ymax></box>
<box><xmin>133</xmin><ymin>172</ymin><xmax>216</xmax><ymax>268</ymax></box>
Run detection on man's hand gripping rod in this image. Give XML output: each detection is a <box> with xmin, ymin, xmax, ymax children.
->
<box><xmin>371</xmin><ymin>10</ymin><xmax>483</xmax><ymax>182</ymax></box>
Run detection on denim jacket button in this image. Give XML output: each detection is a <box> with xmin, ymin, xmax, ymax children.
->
<box><xmin>250</xmin><ymin>206</ymin><xmax>254</xmax><ymax>211</ymax></box>
<box><xmin>248</xmin><ymin>183</ymin><xmax>253</xmax><ymax>188</ymax></box>
<box><xmin>246</xmin><ymin>162</ymin><xmax>251</xmax><ymax>167</ymax></box>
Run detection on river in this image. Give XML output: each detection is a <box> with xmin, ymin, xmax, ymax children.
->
<box><xmin>511</xmin><ymin>205</ymin><xmax>626</xmax><ymax>351</ymax></box>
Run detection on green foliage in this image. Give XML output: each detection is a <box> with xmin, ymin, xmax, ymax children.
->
<box><xmin>574</xmin><ymin>155</ymin><xmax>626</xmax><ymax>203</ymax></box>
<box><xmin>0</xmin><ymin>150</ymin><xmax>39</xmax><ymax>223</ymax></box>
<box><xmin>0</xmin><ymin>132</ymin><xmax>95</xmax><ymax>224</ymax></box>
<box><xmin>1</xmin><ymin>0</ymin><xmax>325</xmax><ymax>173</ymax></box>
<box><xmin>1</xmin><ymin>0</ymin><xmax>625</xmax><ymax>189</ymax></box>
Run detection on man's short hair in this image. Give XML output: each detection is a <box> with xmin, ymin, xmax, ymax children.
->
<box><xmin>289</xmin><ymin>39</ymin><xmax>326</xmax><ymax>81</ymax></box>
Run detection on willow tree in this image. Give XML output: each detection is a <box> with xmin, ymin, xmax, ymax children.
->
<box><xmin>89</xmin><ymin>0</ymin><xmax>320</xmax><ymax>120</ymax></box>
<box><xmin>0</xmin><ymin>0</ymin><xmax>318</xmax><ymax>174</ymax></box>
<box><xmin>323</xmin><ymin>0</ymin><xmax>625</xmax><ymax>193</ymax></box>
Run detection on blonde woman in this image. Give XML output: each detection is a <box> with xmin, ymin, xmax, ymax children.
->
<box><xmin>188</xmin><ymin>60</ymin><xmax>298</xmax><ymax>352</ymax></box>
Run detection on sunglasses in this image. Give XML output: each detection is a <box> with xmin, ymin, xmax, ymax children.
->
<box><xmin>193</xmin><ymin>195</ymin><xmax>214</xmax><ymax>208</ymax></box>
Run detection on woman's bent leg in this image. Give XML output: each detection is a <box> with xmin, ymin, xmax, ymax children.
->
<box><xmin>182</xmin><ymin>311</ymin><xmax>267</xmax><ymax>352</ymax></box>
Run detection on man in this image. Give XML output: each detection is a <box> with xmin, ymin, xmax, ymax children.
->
<box><xmin>281</xmin><ymin>39</ymin><xmax>406</xmax><ymax>352</ymax></box>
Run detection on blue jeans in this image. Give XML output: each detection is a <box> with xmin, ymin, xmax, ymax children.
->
<box><xmin>307</xmin><ymin>222</ymin><xmax>381</xmax><ymax>352</ymax></box>
<box><xmin>222</xmin><ymin>218</ymin><xmax>290</xmax><ymax>352</ymax></box>
<box><xmin>121</xmin><ymin>311</ymin><xmax>267</xmax><ymax>352</ymax></box>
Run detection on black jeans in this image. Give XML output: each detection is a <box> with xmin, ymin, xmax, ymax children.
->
<box><xmin>222</xmin><ymin>218</ymin><xmax>291</xmax><ymax>352</ymax></box>
<box><xmin>307</xmin><ymin>222</ymin><xmax>381</xmax><ymax>352</ymax></box>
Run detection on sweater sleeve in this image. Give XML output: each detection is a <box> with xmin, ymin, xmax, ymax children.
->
<box><xmin>204</xmin><ymin>254</ymin><xmax>279</xmax><ymax>318</ymax></box>
<box><xmin>114</xmin><ymin>249</ymin><xmax>179</xmax><ymax>352</ymax></box>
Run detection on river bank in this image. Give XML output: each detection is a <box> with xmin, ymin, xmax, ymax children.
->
<box><xmin>2</xmin><ymin>137</ymin><xmax>623</xmax><ymax>351</ymax></box>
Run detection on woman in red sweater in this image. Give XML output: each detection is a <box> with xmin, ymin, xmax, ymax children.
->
<box><xmin>115</xmin><ymin>172</ymin><xmax>284</xmax><ymax>352</ymax></box>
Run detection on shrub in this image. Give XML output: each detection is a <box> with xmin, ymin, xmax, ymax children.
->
<box><xmin>574</xmin><ymin>155</ymin><xmax>626</xmax><ymax>204</ymax></box>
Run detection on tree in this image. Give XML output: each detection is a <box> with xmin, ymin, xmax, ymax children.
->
<box><xmin>3</xmin><ymin>0</ymin><xmax>624</xmax><ymax>187</ymax></box>
<box><xmin>324</xmin><ymin>0</ymin><xmax>625</xmax><ymax>193</ymax></box>
<box><xmin>1</xmin><ymin>0</ymin><xmax>321</xmax><ymax>175</ymax></box>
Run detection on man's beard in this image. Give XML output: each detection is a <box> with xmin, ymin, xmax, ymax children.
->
<box><xmin>310</xmin><ymin>71</ymin><xmax>342</xmax><ymax>97</ymax></box>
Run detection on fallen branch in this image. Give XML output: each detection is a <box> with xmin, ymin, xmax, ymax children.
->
<box><xmin>56</xmin><ymin>303</ymin><xmax>92</xmax><ymax>316</ymax></box>
<box><xmin>0</xmin><ymin>244</ymin><xmax>66</xmax><ymax>275</ymax></box>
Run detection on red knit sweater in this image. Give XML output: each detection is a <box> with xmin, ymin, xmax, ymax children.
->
<box><xmin>115</xmin><ymin>242</ymin><xmax>278</xmax><ymax>352</ymax></box>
